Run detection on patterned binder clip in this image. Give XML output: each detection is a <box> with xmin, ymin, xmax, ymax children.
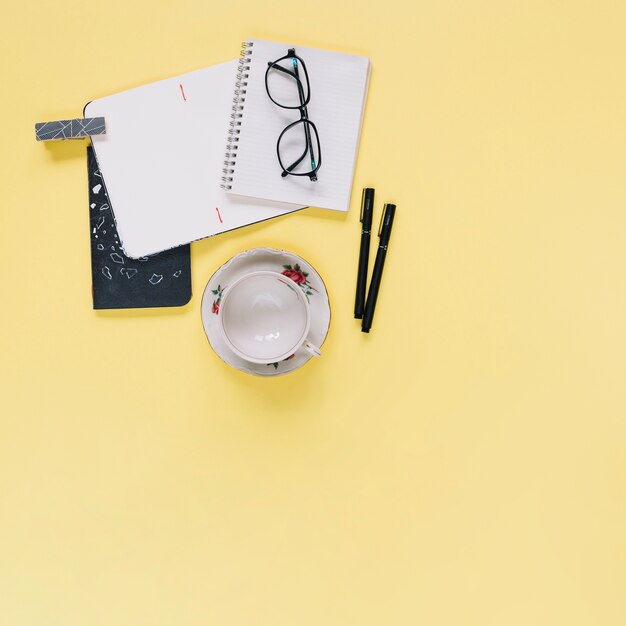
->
<box><xmin>35</xmin><ymin>117</ymin><xmax>106</xmax><ymax>141</ymax></box>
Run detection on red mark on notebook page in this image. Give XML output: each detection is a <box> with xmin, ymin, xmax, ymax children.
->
<box><xmin>215</xmin><ymin>207</ymin><xmax>223</xmax><ymax>223</ymax></box>
<box><xmin>179</xmin><ymin>84</ymin><xmax>187</xmax><ymax>101</ymax></box>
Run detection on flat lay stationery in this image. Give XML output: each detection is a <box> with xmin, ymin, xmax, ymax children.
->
<box><xmin>221</xmin><ymin>39</ymin><xmax>371</xmax><ymax>212</ymax></box>
<box><xmin>84</xmin><ymin>60</ymin><xmax>304</xmax><ymax>258</ymax></box>
<box><xmin>36</xmin><ymin>38</ymin><xmax>396</xmax><ymax>374</ymax></box>
<box><xmin>87</xmin><ymin>147</ymin><xmax>191</xmax><ymax>310</ymax></box>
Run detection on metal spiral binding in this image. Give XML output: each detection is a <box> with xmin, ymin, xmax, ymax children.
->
<box><xmin>221</xmin><ymin>41</ymin><xmax>253</xmax><ymax>190</ymax></box>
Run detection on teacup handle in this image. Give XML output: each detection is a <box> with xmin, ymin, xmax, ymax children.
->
<box><xmin>303</xmin><ymin>340</ymin><xmax>321</xmax><ymax>358</ymax></box>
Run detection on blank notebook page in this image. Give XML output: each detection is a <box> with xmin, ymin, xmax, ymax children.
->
<box><xmin>227</xmin><ymin>39</ymin><xmax>371</xmax><ymax>212</ymax></box>
<box><xmin>85</xmin><ymin>60</ymin><xmax>302</xmax><ymax>259</ymax></box>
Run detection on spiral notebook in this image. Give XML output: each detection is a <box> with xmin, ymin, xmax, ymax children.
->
<box><xmin>84</xmin><ymin>60</ymin><xmax>303</xmax><ymax>259</ymax></box>
<box><xmin>221</xmin><ymin>39</ymin><xmax>371</xmax><ymax>212</ymax></box>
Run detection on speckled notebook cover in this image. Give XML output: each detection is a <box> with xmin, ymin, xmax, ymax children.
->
<box><xmin>87</xmin><ymin>146</ymin><xmax>192</xmax><ymax>309</ymax></box>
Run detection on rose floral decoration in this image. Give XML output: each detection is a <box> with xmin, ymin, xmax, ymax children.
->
<box><xmin>210</xmin><ymin>284</ymin><xmax>224</xmax><ymax>315</ymax></box>
<box><xmin>281</xmin><ymin>264</ymin><xmax>317</xmax><ymax>298</ymax></box>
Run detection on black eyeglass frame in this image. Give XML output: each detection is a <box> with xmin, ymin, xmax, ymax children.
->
<box><xmin>265</xmin><ymin>48</ymin><xmax>322</xmax><ymax>182</ymax></box>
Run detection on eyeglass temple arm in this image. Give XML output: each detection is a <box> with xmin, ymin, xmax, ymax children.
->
<box><xmin>267</xmin><ymin>62</ymin><xmax>298</xmax><ymax>79</ymax></box>
<box><xmin>291</xmin><ymin>60</ymin><xmax>317</xmax><ymax>177</ymax></box>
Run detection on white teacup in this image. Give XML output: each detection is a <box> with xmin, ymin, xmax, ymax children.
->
<box><xmin>219</xmin><ymin>271</ymin><xmax>322</xmax><ymax>364</ymax></box>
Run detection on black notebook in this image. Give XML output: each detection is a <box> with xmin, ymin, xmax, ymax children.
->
<box><xmin>87</xmin><ymin>147</ymin><xmax>192</xmax><ymax>309</ymax></box>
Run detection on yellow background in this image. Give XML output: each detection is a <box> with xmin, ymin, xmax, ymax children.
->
<box><xmin>1</xmin><ymin>1</ymin><xmax>625</xmax><ymax>624</ymax></box>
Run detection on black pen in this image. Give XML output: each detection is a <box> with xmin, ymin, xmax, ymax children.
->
<box><xmin>354</xmin><ymin>188</ymin><xmax>375</xmax><ymax>319</ymax></box>
<box><xmin>361</xmin><ymin>203</ymin><xmax>396</xmax><ymax>333</ymax></box>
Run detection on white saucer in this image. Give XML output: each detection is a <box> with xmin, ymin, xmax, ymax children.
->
<box><xmin>201</xmin><ymin>248</ymin><xmax>331</xmax><ymax>376</ymax></box>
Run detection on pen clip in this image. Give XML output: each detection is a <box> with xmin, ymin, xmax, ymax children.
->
<box><xmin>360</xmin><ymin>188</ymin><xmax>366</xmax><ymax>223</ymax></box>
<box><xmin>378</xmin><ymin>204</ymin><xmax>387</xmax><ymax>237</ymax></box>
<box><xmin>378</xmin><ymin>203</ymin><xmax>397</xmax><ymax>241</ymax></box>
<box><xmin>360</xmin><ymin>188</ymin><xmax>375</xmax><ymax>228</ymax></box>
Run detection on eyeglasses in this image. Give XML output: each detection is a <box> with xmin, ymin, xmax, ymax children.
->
<box><xmin>265</xmin><ymin>48</ymin><xmax>322</xmax><ymax>182</ymax></box>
